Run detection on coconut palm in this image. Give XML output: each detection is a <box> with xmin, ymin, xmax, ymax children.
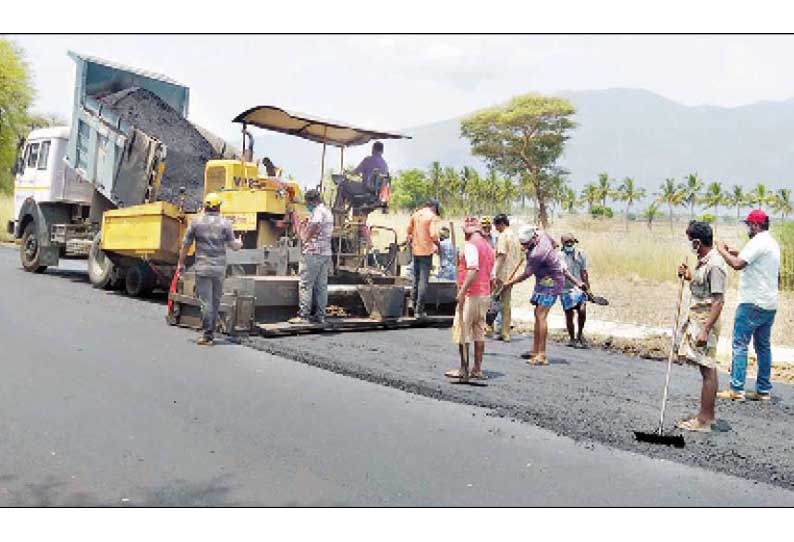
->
<box><xmin>727</xmin><ymin>185</ymin><xmax>746</xmax><ymax>222</ymax></box>
<box><xmin>581</xmin><ymin>183</ymin><xmax>600</xmax><ymax>214</ymax></box>
<box><xmin>657</xmin><ymin>177</ymin><xmax>685</xmax><ymax>232</ymax></box>
<box><xmin>596</xmin><ymin>172</ymin><xmax>612</xmax><ymax>207</ymax></box>
<box><xmin>748</xmin><ymin>183</ymin><xmax>773</xmax><ymax>210</ymax></box>
<box><xmin>681</xmin><ymin>173</ymin><xmax>704</xmax><ymax>220</ymax></box>
<box><xmin>642</xmin><ymin>202</ymin><xmax>662</xmax><ymax>231</ymax></box>
<box><xmin>772</xmin><ymin>188</ymin><xmax>793</xmax><ymax>221</ymax></box>
<box><xmin>702</xmin><ymin>181</ymin><xmax>727</xmax><ymax>231</ymax></box>
<box><xmin>615</xmin><ymin>177</ymin><xmax>646</xmax><ymax>230</ymax></box>
<box><xmin>560</xmin><ymin>185</ymin><xmax>578</xmax><ymax>214</ymax></box>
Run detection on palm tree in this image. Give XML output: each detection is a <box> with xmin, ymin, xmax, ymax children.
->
<box><xmin>642</xmin><ymin>202</ymin><xmax>662</xmax><ymax>231</ymax></box>
<box><xmin>581</xmin><ymin>183</ymin><xmax>599</xmax><ymax>214</ymax></box>
<box><xmin>727</xmin><ymin>185</ymin><xmax>746</xmax><ymax>222</ymax></box>
<box><xmin>772</xmin><ymin>188</ymin><xmax>793</xmax><ymax>221</ymax></box>
<box><xmin>428</xmin><ymin>161</ymin><xmax>442</xmax><ymax>200</ymax></box>
<box><xmin>702</xmin><ymin>181</ymin><xmax>727</xmax><ymax>231</ymax></box>
<box><xmin>657</xmin><ymin>177</ymin><xmax>684</xmax><ymax>232</ymax></box>
<box><xmin>615</xmin><ymin>177</ymin><xmax>646</xmax><ymax>230</ymax></box>
<box><xmin>596</xmin><ymin>172</ymin><xmax>612</xmax><ymax>208</ymax></box>
<box><xmin>748</xmin><ymin>183</ymin><xmax>773</xmax><ymax>210</ymax></box>
<box><xmin>681</xmin><ymin>173</ymin><xmax>704</xmax><ymax>220</ymax></box>
<box><xmin>560</xmin><ymin>185</ymin><xmax>578</xmax><ymax>214</ymax></box>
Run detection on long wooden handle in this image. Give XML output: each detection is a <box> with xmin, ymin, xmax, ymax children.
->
<box><xmin>658</xmin><ymin>258</ymin><xmax>688</xmax><ymax>434</ymax></box>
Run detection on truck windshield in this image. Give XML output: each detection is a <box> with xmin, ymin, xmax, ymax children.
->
<box><xmin>26</xmin><ymin>143</ymin><xmax>40</xmax><ymax>169</ymax></box>
<box><xmin>38</xmin><ymin>140</ymin><xmax>51</xmax><ymax>170</ymax></box>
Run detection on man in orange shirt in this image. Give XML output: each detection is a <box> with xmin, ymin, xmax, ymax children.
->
<box><xmin>406</xmin><ymin>199</ymin><xmax>441</xmax><ymax>318</ymax></box>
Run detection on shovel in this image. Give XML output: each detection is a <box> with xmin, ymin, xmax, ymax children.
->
<box><xmin>634</xmin><ymin>259</ymin><xmax>688</xmax><ymax>448</ymax></box>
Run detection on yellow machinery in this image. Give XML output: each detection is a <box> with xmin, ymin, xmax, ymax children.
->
<box><xmin>94</xmin><ymin>157</ymin><xmax>306</xmax><ymax>296</ymax></box>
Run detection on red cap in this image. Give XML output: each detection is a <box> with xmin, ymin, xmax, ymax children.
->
<box><xmin>743</xmin><ymin>209</ymin><xmax>768</xmax><ymax>224</ymax></box>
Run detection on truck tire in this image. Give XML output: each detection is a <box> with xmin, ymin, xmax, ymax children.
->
<box><xmin>88</xmin><ymin>232</ymin><xmax>121</xmax><ymax>289</ymax></box>
<box><xmin>20</xmin><ymin>222</ymin><xmax>47</xmax><ymax>273</ymax></box>
<box><xmin>125</xmin><ymin>263</ymin><xmax>156</xmax><ymax>297</ymax></box>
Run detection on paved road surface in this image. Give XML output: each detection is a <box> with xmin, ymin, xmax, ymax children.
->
<box><xmin>1</xmin><ymin>246</ymin><xmax>793</xmax><ymax>505</ymax></box>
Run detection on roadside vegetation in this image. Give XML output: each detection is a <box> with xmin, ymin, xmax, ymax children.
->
<box><xmin>0</xmin><ymin>193</ymin><xmax>12</xmax><ymax>242</ymax></box>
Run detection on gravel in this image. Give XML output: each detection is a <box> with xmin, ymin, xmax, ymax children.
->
<box><xmin>100</xmin><ymin>87</ymin><xmax>216</xmax><ymax>211</ymax></box>
<box><xmin>244</xmin><ymin>328</ymin><xmax>794</xmax><ymax>490</ymax></box>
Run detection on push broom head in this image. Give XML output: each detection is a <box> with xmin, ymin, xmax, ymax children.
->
<box><xmin>634</xmin><ymin>431</ymin><xmax>685</xmax><ymax>448</ymax></box>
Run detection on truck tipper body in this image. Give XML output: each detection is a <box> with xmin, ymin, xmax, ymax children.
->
<box><xmin>9</xmin><ymin>52</ymin><xmax>190</xmax><ymax>273</ymax></box>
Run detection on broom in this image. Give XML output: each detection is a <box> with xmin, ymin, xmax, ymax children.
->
<box><xmin>634</xmin><ymin>258</ymin><xmax>688</xmax><ymax>448</ymax></box>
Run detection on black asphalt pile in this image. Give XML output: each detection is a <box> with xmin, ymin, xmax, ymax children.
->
<box><xmin>100</xmin><ymin>87</ymin><xmax>215</xmax><ymax>211</ymax></box>
<box><xmin>244</xmin><ymin>329</ymin><xmax>794</xmax><ymax>490</ymax></box>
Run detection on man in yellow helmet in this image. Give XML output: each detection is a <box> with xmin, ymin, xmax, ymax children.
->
<box><xmin>177</xmin><ymin>192</ymin><xmax>243</xmax><ymax>345</ymax></box>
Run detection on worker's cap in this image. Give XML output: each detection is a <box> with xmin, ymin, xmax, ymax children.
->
<box><xmin>462</xmin><ymin>216</ymin><xmax>482</xmax><ymax>234</ymax></box>
<box><xmin>517</xmin><ymin>224</ymin><xmax>538</xmax><ymax>244</ymax></box>
<box><xmin>304</xmin><ymin>189</ymin><xmax>322</xmax><ymax>203</ymax></box>
<box><xmin>561</xmin><ymin>233</ymin><xmax>578</xmax><ymax>244</ymax></box>
<box><xmin>480</xmin><ymin>216</ymin><xmax>492</xmax><ymax>227</ymax></box>
<box><xmin>204</xmin><ymin>192</ymin><xmax>222</xmax><ymax>208</ymax></box>
<box><xmin>743</xmin><ymin>209</ymin><xmax>768</xmax><ymax>225</ymax></box>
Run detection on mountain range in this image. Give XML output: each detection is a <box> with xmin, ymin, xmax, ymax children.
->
<box><xmin>255</xmin><ymin>88</ymin><xmax>794</xmax><ymax>197</ymax></box>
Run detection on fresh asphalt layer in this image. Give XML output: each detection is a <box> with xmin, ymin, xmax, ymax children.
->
<box><xmin>1</xmin><ymin>245</ymin><xmax>794</xmax><ymax>505</ymax></box>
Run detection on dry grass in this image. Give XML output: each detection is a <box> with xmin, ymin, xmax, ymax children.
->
<box><xmin>0</xmin><ymin>193</ymin><xmax>13</xmax><ymax>243</ymax></box>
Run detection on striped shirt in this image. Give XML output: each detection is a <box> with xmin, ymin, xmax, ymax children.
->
<box><xmin>181</xmin><ymin>212</ymin><xmax>236</xmax><ymax>276</ymax></box>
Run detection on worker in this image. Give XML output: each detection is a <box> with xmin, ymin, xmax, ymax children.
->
<box><xmin>559</xmin><ymin>233</ymin><xmax>591</xmax><ymax>348</ymax></box>
<box><xmin>715</xmin><ymin>209</ymin><xmax>781</xmax><ymax>401</ymax></box>
<box><xmin>177</xmin><ymin>193</ymin><xmax>243</xmax><ymax>346</ymax></box>
<box><xmin>481</xmin><ymin>216</ymin><xmax>496</xmax><ymax>249</ymax></box>
<box><xmin>406</xmin><ymin>199</ymin><xmax>441</xmax><ymax>318</ymax></box>
<box><xmin>437</xmin><ymin>226</ymin><xmax>457</xmax><ymax>280</ymax></box>
<box><xmin>503</xmin><ymin>225</ymin><xmax>589</xmax><ymax>365</ymax></box>
<box><xmin>675</xmin><ymin>220</ymin><xmax>727</xmax><ymax>432</ymax></box>
<box><xmin>290</xmin><ymin>189</ymin><xmax>334</xmax><ymax>325</ymax></box>
<box><xmin>353</xmin><ymin>141</ymin><xmax>389</xmax><ymax>185</ymax></box>
<box><xmin>445</xmin><ymin>217</ymin><xmax>495</xmax><ymax>381</ymax></box>
<box><xmin>491</xmin><ymin>214</ymin><xmax>522</xmax><ymax>342</ymax></box>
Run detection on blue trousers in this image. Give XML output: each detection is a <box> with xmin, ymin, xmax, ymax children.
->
<box><xmin>730</xmin><ymin>303</ymin><xmax>777</xmax><ymax>394</ymax></box>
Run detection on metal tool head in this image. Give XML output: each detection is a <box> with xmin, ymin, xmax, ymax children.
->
<box><xmin>634</xmin><ymin>431</ymin><xmax>685</xmax><ymax>448</ymax></box>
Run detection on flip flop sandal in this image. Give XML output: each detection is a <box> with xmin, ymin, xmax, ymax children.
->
<box><xmin>527</xmin><ymin>355</ymin><xmax>548</xmax><ymax>366</ymax></box>
<box><xmin>445</xmin><ymin>369</ymin><xmax>464</xmax><ymax>378</ymax></box>
<box><xmin>520</xmin><ymin>352</ymin><xmax>538</xmax><ymax>360</ymax></box>
<box><xmin>469</xmin><ymin>371</ymin><xmax>488</xmax><ymax>380</ymax></box>
<box><xmin>675</xmin><ymin>418</ymin><xmax>712</xmax><ymax>433</ymax></box>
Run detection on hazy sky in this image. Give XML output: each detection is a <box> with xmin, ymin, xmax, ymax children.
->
<box><xmin>9</xmin><ymin>34</ymin><xmax>794</xmax><ymax>143</ymax></box>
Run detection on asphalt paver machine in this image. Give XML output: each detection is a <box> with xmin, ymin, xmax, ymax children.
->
<box><xmin>168</xmin><ymin>106</ymin><xmax>457</xmax><ymax>336</ymax></box>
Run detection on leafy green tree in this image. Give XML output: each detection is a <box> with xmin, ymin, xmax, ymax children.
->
<box><xmin>657</xmin><ymin>177</ymin><xmax>685</xmax><ymax>232</ymax></box>
<box><xmin>615</xmin><ymin>177</ymin><xmax>646</xmax><ymax>230</ymax></box>
<box><xmin>681</xmin><ymin>173</ymin><xmax>704</xmax><ymax>220</ymax></box>
<box><xmin>428</xmin><ymin>161</ymin><xmax>442</xmax><ymax>200</ymax></box>
<box><xmin>642</xmin><ymin>202</ymin><xmax>662</xmax><ymax>231</ymax></box>
<box><xmin>460</xmin><ymin>93</ymin><xmax>576</xmax><ymax>228</ymax></box>
<box><xmin>391</xmin><ymin>169</ymin><xmax>431</xmax><ymax>211</ymax></box>
<box><xmin>772</xmin><ymin>188</ymin><xmax>793</xmax><ymax>221</ymax></box>
<box><xmin>727</xmin><ymin>185</ymin><xmax>746</xmax><ymax>222</ymax></box>
<box><xmin>0</xmin><ymin>39</ymin><xmax>34</xmax><ymax>194</ymax></box>
<box><xmin>748</xmin><ymin>182</ymin><xmax>773</xmax><ymax>210</ymax></box>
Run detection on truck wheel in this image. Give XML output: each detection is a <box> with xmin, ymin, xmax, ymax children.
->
<box><xmin>20</xmin><ymin>222</ymin><xmax>47</xmax><ymax>273</ymax></box>
<box><xmin>125</xmin><ymin>263</ymin><xmax>156</xmax><ymax>297</ymax></box>
<box><xmin>88</xmin><ymin>232</ymin><xmax>121</xmax><ymax>289</ymax></box>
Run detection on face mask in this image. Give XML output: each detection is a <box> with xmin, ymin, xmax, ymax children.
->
<box><xmin>307</xmin><ymin>204</ymin><xmax>316</xmax><ymax>213</ymax></box>
<box><xmin>562</xmin><ymin>244</ymin><xmax>575</xmax><ymax>253</ymax></box>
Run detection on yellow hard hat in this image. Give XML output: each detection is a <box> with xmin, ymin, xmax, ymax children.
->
<box><xmin>205</xmin><ymin>192</ymin><xmax>222</xmax><ymax>207</ymax></box>
<box><xmin>481</xmin><ymin>216</ymin><xmax>492</xmax><ymax>226</ymax></box>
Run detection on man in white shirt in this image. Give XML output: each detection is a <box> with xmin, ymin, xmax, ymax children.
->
<box><xmin>715</xmin><ymin>209</ymin><xmax>781</xmax><ymax>401</ymax></box>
